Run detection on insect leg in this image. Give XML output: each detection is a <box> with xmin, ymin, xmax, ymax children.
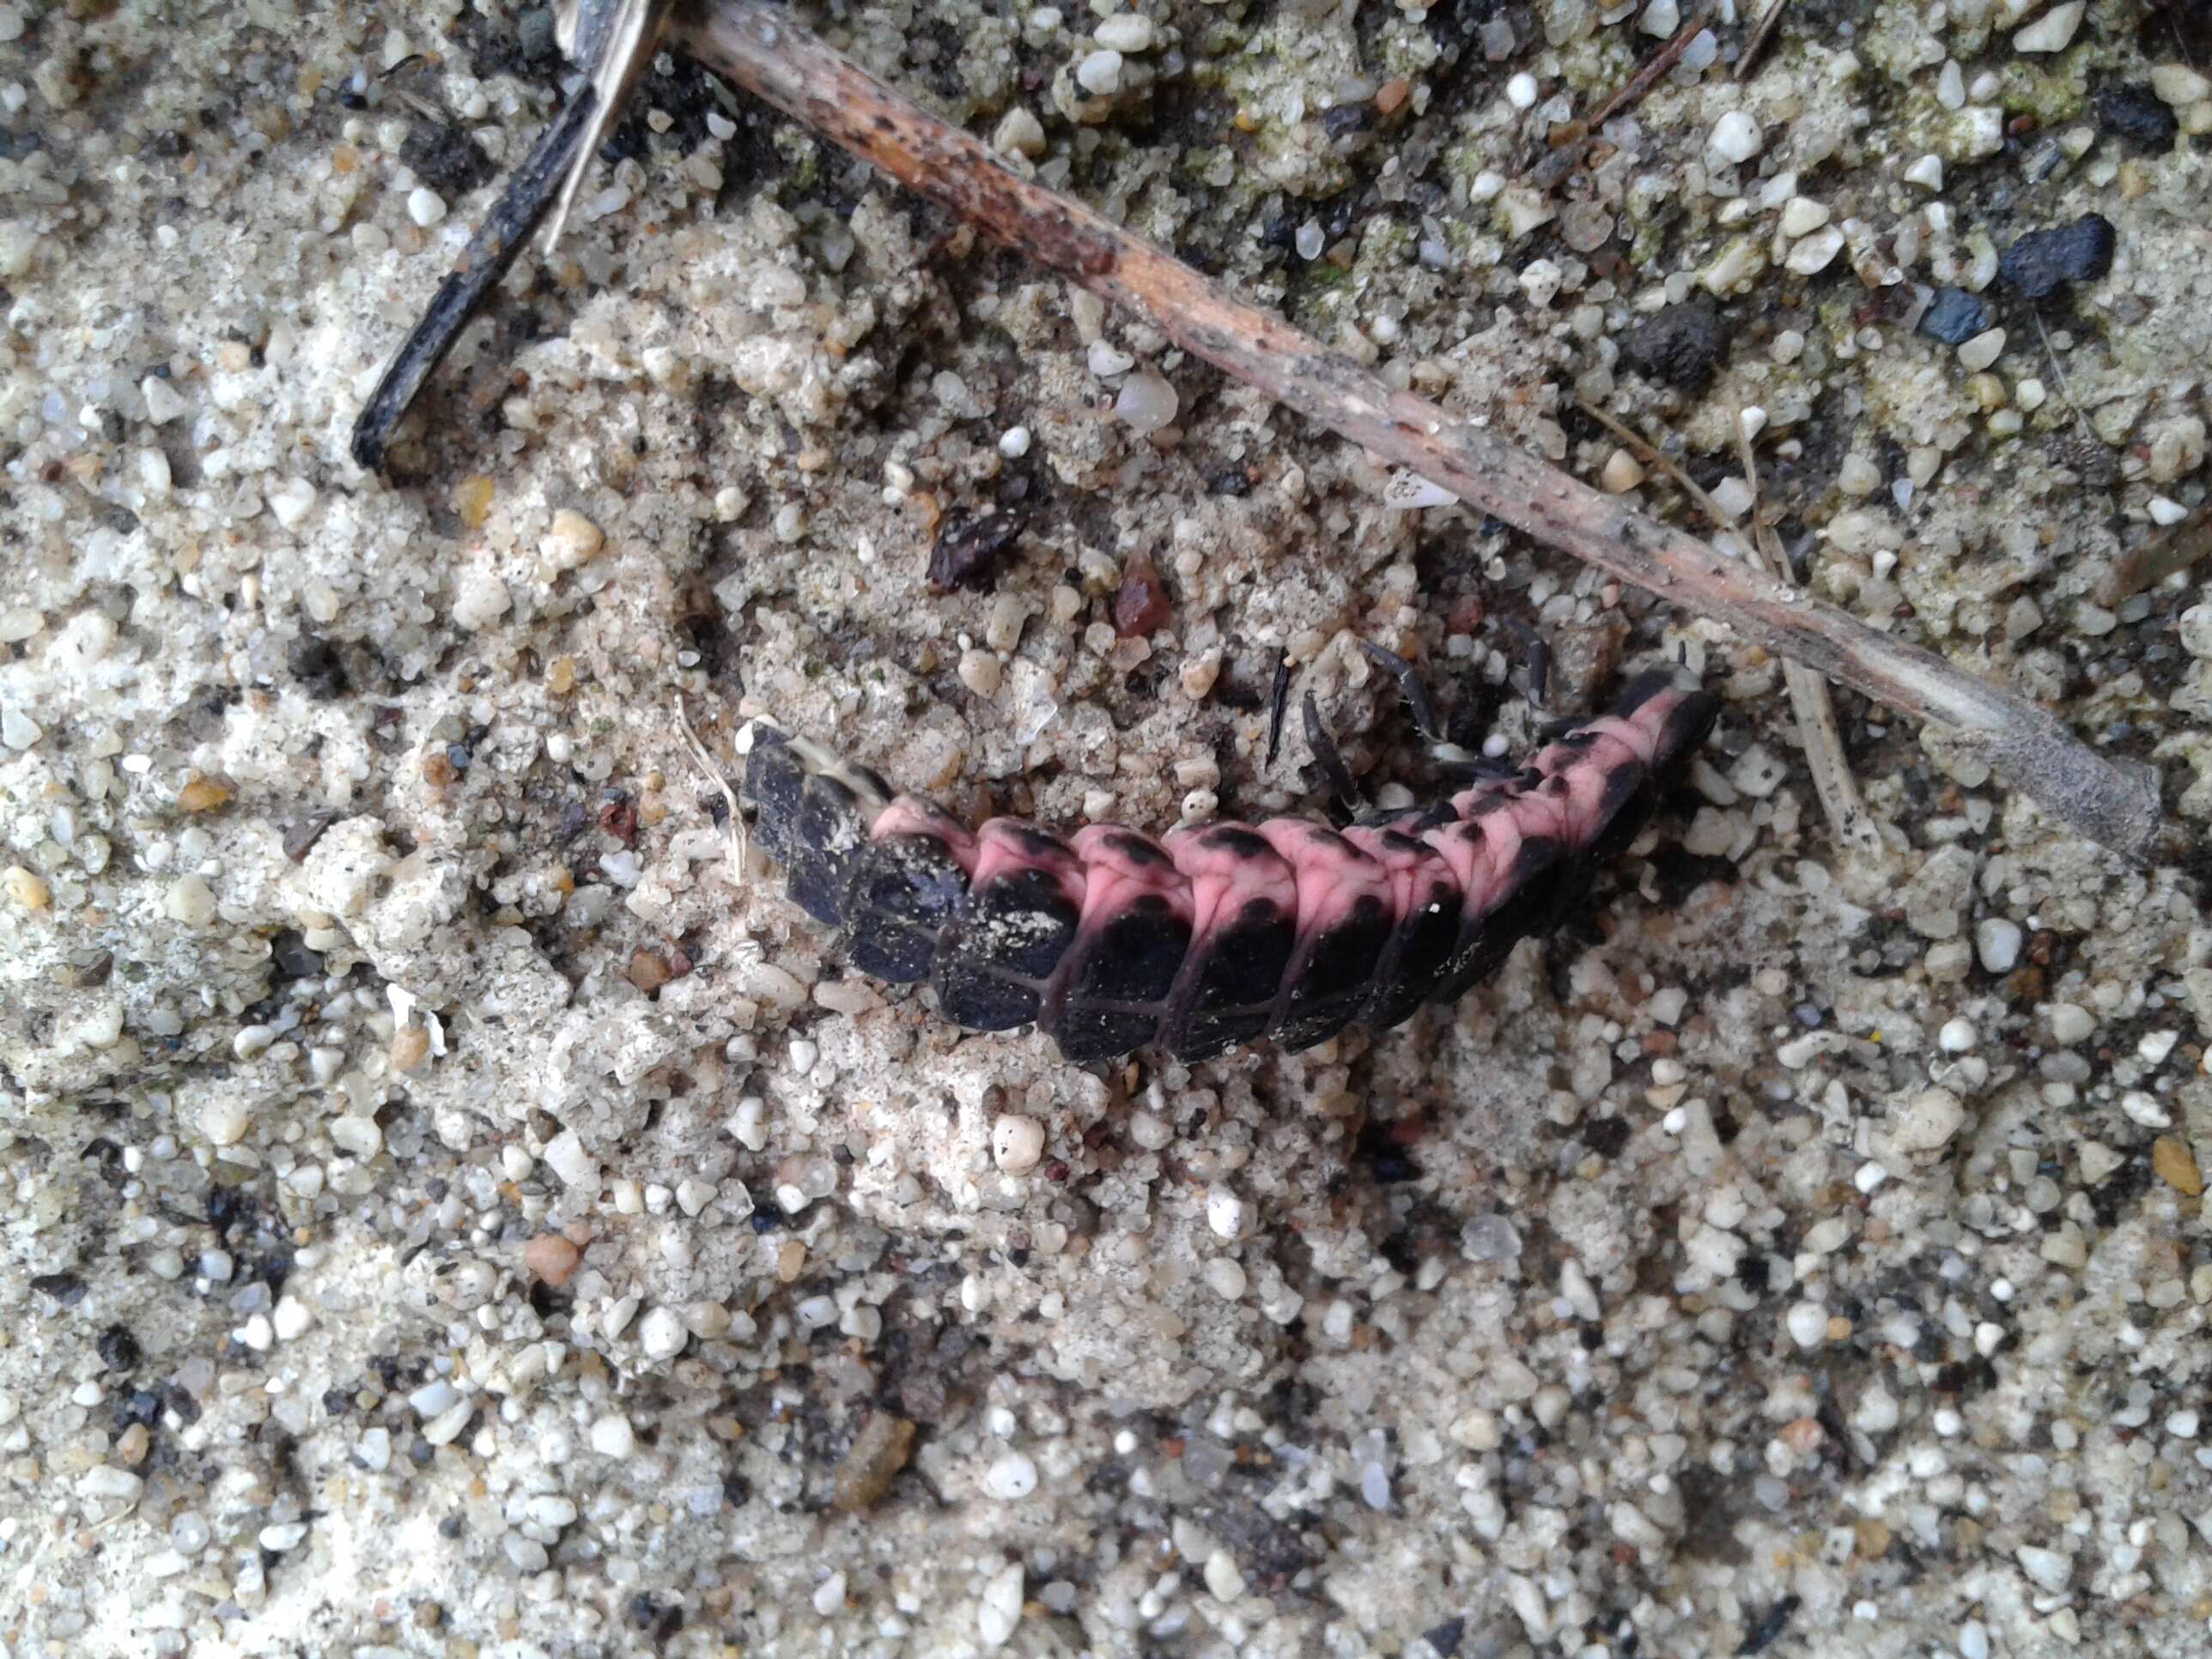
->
<box><xmin>1301</xmin><ymin>692</ymin><xmax>1365</xmax><ymax>813</ymax></box>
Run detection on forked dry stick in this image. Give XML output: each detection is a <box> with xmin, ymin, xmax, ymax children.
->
<box><xmin>665</xmin><ymin>0</ymin><xmax>2161</xmax><ymax>861</ymax></box>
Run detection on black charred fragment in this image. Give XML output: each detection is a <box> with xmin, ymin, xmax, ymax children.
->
<box><xmin>1998</xmin><ymin>214</ymin><xmax>2118</xmax><ymax>301</ymax></box>
<box><xmin>1736</xmin><ymin>1595</ymin><xmax>1801</xmax><ymax>1656</ymax></box>
<box><xmin>1621</xmin><ymin>298</ymin><xmax>1729</xmax><ymax>392</ymax></box>
<box><xmin>927</xmin><ymin>509</ymin><xmax>1024</xmax><ymax>591</ymax></box>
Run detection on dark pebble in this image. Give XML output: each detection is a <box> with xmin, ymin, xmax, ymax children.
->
<box><xmin>31</xmin><ymin>1272</ymin><xmax>87</xmax><ymax>1308</ymax></box>
<box><xmin>2098</xmin><ymin>83</ymin><xmax>2178</xmax><ymax>153</ymax></box>
<box><xmin>1621</xmin><ymin>298</ymin><xmax>1729</xmax><ymax>392</ymax></box>
<box><xmin>98</xmin><ymin>1325</ymin><xmax>143</xmax><ymax>1372</ymax></box>
<box><xmin>399</xmin><ymin>120</ymin><xmax>496</xmax><ymax>199</ymax></box>
<box><xmin>1423</xmin><ymin>1615</ymin><xmax>1467</xmax><ymax>1658</ymax></box>
<box><xmin>927</xmin><ymin>509</ymin><xmax>1024</xmax><ymax>592</ymax></box>
<box><xmin>1998</xmin><ymin>214</ymin><xmax>2118</xmax><ymax>301</ymax></box>
<box><xmin>1917</xmin><ymin>286</ymin><xmax>1990</xmax><ymax>346</ymax></box>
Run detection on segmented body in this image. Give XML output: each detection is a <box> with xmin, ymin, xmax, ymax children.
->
<box><xmin>737</xmin><ymin>671</ymin><xmax>1718</xmax><ymax>1066</ymax></box>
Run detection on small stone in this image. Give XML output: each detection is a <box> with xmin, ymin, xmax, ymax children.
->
<box><xmin>1785</xmin><ymin>1301</ymin><xmax>1828</xmax><ymax>1348</ymax></box>
<box><xmin>993</xmin><ymin>106</ymin><xmax>1046</xmax><ymax>158</ymax></box>
<box><xmin>1998</xmin><ymin>215</ymin><xmax>2117</xmax><ymax>300</ymax></box>
<box><xmin>200</xmin><ymin>1095</ymin><xmax>252</xmax><ymax>1146</ymax></box>
<box><xmin>983</xmin><ymin>1453</ymin><xmax>1038</xmax><ymax>1499</ymax></box>
<box><xmin>525</xmin><ymin>1233</ymin><xmax>582</xmax><ymax>1286</ymax></box>
<box><xmin>639</xmin><ymin>1305</ymin><xmax>687</xmax><ymax>1359</ymax></box>
<box><xmin>2013</xmin><ymin>1</ymin><xmax>2084</xmax><ymax>53</ymax></box>
<box><xmin>992</xmin><ymin>1115</ymin><xmax>1045</xmax><ymax>1174</ymax></box>
<box><xmin>542</xmin><ymin>507</ymin><xmax>605</xmax><ymax>570</ymax></box>
<box><xmin>2015</xmin><ymin>1544</ymin><xmax>2071</xmax><ymax>1593</ymax></box>
<box><xmin>269</xmin><ymin>477</ymin><xmax>318</xmax><ymax>530</ymax></box>
<box><xmin>389</xmin><ymin>1025</ymin><xmax>431</xmax><ymax>1073</ymax></box>
<box><xmin>1974</xmin><ymin>917</ymin><xmax>2023</xmax><ymax>972</ymax></box>
<box><xmin>2099</xmin><ymin>84</ymin><xmax>2177</xmax><ymax>152</ymax></box>
<box><xmin>4</xmin><ymin>866</ymin><xmax>50</xmax><ymax>910</ymax></box>
<box><xmin>2153</xmin><ymin>1135</ymin><xmax>2204</xmax><ymax>1196</ymax></box>
<box><xmin>1295</xmin><ymin>219</ymin><xmax>1325</xmax><ymax>261</ymax></box>
<box><xmin>1708</xmin><ymin>110</ymin><xmax>1764</xmax><ymax>165</ymax></box>
<box><xmin>2151</xmin><ymin>64</ymin><xmax>2212</xmax><ymax>107</ymax></box>
<box><xmin>451</xmin><ymin>568</ymin><xmax>511</xmax><ymax>630</ymax></box>
<box><xmin>1075</xmin><ymin>49</ymin><xmax>1122</xmax><ymax>96</ymax></box>
<box><xmin>979</xmin><ymin>1564</ymin><xmax>1024</xmax><ymax>1648</ymax></box>
<box><xmin>406</xmin><ymin>186</ymin><xmax>447</xmax><ymax>228</ymax></box>
<box><xmin>176</xmin><ymin>776</ymin><xmax>232</xmax><ymax>813</ymax></box>
<box><xmin>3</xmin><ymin>708</ymin><xmax>43</xmax><ymax>750</ymax></box>
<box><xmin>1903</xmin><ymin>154</ymin><xmax>1945</xmax><ymax>191</ymax></box>
<box><xmin>1622</xmin><ymin>299</ymin><xmax>1728</xmax><ymax>392</ymax></box>
<box><xmin>998</xmin><ymin>425</ymin><xmax>1031</xmax><ymax>459</ymax></box>
<box><xmin>1784</xmin><ymin>227</ymin><xmax>1844</xmax><ymax>275</ymax></box>
<box><xmin>812</xmin><ymin>1571</ymin><xmax>847</xmax><ymax>1617</ymax></box>
<box><xmin>1094</xmin><ymin>13</ymin><xmax>1154</xmax><ymax>52</ymax></box>
<box><xmin>1115</xmin><ymin>365</ymin><xmax>1178</xmax><ymax>434</ymax></box>
<box><xmin>1957</xmin><ymin>328</ymin><xmax>2007</xmax><ymax>371</ymax></box>
<box><xmin>589</xmin><ymin>1413</ymin><xmax>635</xmax><ymax>1457</ymax></box>
<box><xmin>271</xmin><ymin>1296</ymin><xmax>313</xmax><ymax>1341</ymax></box>
<box><xmin>330</xmin><ymin>1115</ymin><xmax>381</xmax><ymax>1158</ymax></box>
<box><xmin>1203</xmin><ymin>1550</ymin><xmax>1245</xmax><ymax>1602</ymax></box>
<box><xmin>1640</xmin><ymin>0</ymin><xmax>1680</xmax><ymax>37</ymax></box>
<box><xmin>1206</xmin><ymin>1186</ymin><xmax>1246</xmax><ymax>1239</ymax></box>
<box><xmin>1779</xmin><ymin>197</ymin><xmax>1829</xmax><ymax>237</ymax></box>
<box><xmin>1893</xmin><ymin>1087</ymin><xmax>1966</xmax><ymax>1152</ymax></box>
<box><xmin>165</xmin><ymin>875</ymin><xmax>217</xmax><ymax>926</ymax></box>
<box><xmin>543</xmin><ymin>1129</ymin><xmax>598</xmax><ymax>1188</ymax></box>
<box><xmin>1112</xmin><ymin>551</ymin><xmax>1173</xmax><ymax>636</ymax></box>
<box><xmin>1601</xmin><ymin>449</ymin><xmax>1646</xmax><ymax>492</ymax></box>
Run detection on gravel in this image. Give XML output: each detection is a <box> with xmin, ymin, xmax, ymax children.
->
<box><xmin>3</xmin><ymin>3</ymin><xmax>2209</xmax><ymax>1657</ymax></box>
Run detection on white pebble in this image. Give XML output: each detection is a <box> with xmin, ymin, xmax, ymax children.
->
<box><xmin>543</xmin><ymin>1129</ymin><xmax>598</xmax><ymax>1188</ymax></box>
<box><xmin>1086</xmin><ymin>338</ymin><xmax>1134</xmax><ymax>377</ymax></box>
<box><xmin>1778</xmin><ymin>197</ymin><xmax>1829</xmax><ymax>237</ymax></box>
<box><xmin>406</xmin><ymin>186</ymin><xmax>447</xmax><ymax>228</ymax></box>
<box><xmin>589</xmin><ymin>1413</ymin><xmax>636</xmax><ymax>1457</ymax></box>
<box><xmin>165</xmin><ymin>874</ymin><xmax>216</xmax><ymax>926</ymax></box>
<box><xmin>1075</xmin><ymin>49</ymin><xmax>1123</xmax><ymax>96</ymax></box>
<box><xmin>1784</xmin><ymin>227</ymin><xmax>1844</xmax><ymax>275</ymax></box>
<box><xmin>1640</xmin><ymin>0</ymin><xmax>1680</xmax><ymax>37</ymax></box>
<box><xmin>1957</xmin><ymin>328</ymin><xmax>2007</xmax><ymax>372</ymax></box>
<box><xmin>998</xmin><ymin>424</ymin><xmax>1031</xmax><ymax>459</ymax></box>
<box><xmin>267</xmin><ymin>477</ymin><xmax>317</xmax><ymax>531</ymax></box>
<box><xmin>1202</xmin><ymin>1549</ymin><xmax>1245</xmax><ymax>1602</ymax></box>
<box><xmin>272</xmin><ymin>1296</ymin><xmax>313</xmax><ymax>1341</ymax></box>
<box><xmin>984</xmin><ymin>1453</ymin><xmax>1038</xmax><ymax>1499</ymax></box>
<box><xmin>1506</xmin><ymin>72</ymin><xmax>1538</xmax><ymax>109</ymax></box>
<box><xmin>639</xmin><ymin>1305</ymin><xmax>687</xmax><ymax>1359</ymax></box>
<box><xmin>2014</xmin><ymin>1</ymin><xmax>2084</xmax><ymax>52</ymax></box>
<box><xmin>1903</xmin><ymin>154</ymin><xmax>1945</xmax><ymax>191</ymax></box>
<box><xmin>1708</xmin><ymin>110</ymin><xmax>1764</xmax><ymax>165</ymax></box>
<box><xmin>1206</xmin><ymin>1186</ymin><xmax>1247</xmax><ymax>1239</ymax></box>
<box><xmin>1115</xmin><ymin>366</ymin><xmax>1178</xmax><ymax>434</ymax></box>
<box><xmin>813</xmin><ymin>1571</ymin><xmax>847</xmax><ymax>1617</ymax></box>
<box><xmin>978</xmin><ymin>1564</ymin><xmax>1025</xmax><ymax>1648</ymax></box>
<box><xmin>1094</xmin><ymin>13</ymin><xmax>1154</xmax><ymax>52</ymax></box>
<box><xmin>1893</xmin><ymin>1087</ymin><xmax>1966</xmax><ymax>1152</ymax></box>
<box><xmin>1785</xmin><ymin>1301</ymin><xmax>1828</xmax><ymax>1349</ymax></box>
<box><xmin>992</xmin><ymin>1115</ymin><xmax>1045</xmax><ymax>1175</ymax></box>
<box><xmin>1938</xmin><ymin>1018</ymin><xmax>1978</xmax><ymax>1053</ymax></box>
<box><xmin>199</xmin><ymin>1095</ymin><xmax>252</xmax><ymax>1147</ymax></box>
<box><xmin>2016</xmin><ymin>1544</ymin><xmax>2071</xmax><ymax>1593</ymax></box>
<box><xmin>1</xmin><ymin>708</ymin><xmax>40</xmax><ymax>750</ymax></box>
<box><xmin>1294</xmin><ymin>219</ymin><xmax>1324</xmax><ymax>260</ymax></box>
<box><xmin>1974</xmin><ymin>918</ymin><xmax>2022</xmax><ymax>973</ymax></box>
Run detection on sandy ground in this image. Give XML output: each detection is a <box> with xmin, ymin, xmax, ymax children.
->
<box><xmin>3</xmin><ymin>1</ymin><xmax>2211</xmax><ymax>1655</ymax></box>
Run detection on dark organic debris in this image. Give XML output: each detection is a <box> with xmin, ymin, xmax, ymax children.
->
<box><xmin>1621</xmin><ymin>298</ymin><xmax>1729</xmax><ymax>393</ymax></box>
<box><xmin>2097</xmin><ymin>83</ymin><xmax>2179</xmax><ymax>152</ymax></box>
<box><xmin>927</xmin><ymin>510</ymin><xmax>1023</xmax><ymax>592</ymax></box>
<box><xmin>1998</xmin><ymin>214</ymin><xmax>2118</xmax><ymax>301</ymax></box>
<box><xmin>1917</xmin><ymin>286</ymin><xmax>1990</xmax><ymax>347</ymax></box>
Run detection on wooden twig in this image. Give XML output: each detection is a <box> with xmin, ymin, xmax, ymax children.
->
<box><xmin>1731</xmin><ymin>410</ymin><xmax>1880</xmax><ymax>857</ymax></box>
<box><xmin>650</xmin><ymin>2</ymin><xmax>2162</xmax><ymax>860</ymax></box>
<box><xmin>1737</xmin><ymin>0</ymin><xmax>1792</xmax><ymax>81</ymax></box>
